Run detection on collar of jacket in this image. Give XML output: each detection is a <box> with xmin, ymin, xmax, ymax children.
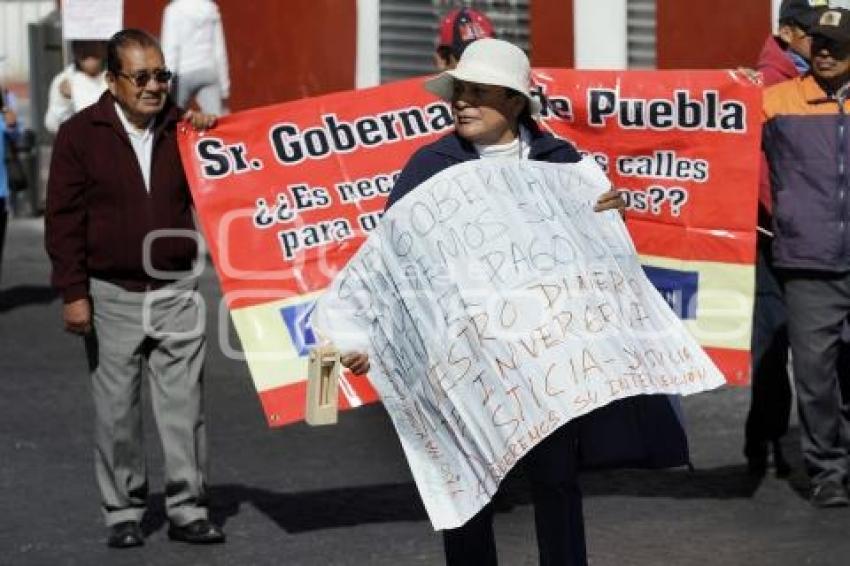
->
<box><xmin>428</xmin><ymin>121</ymin><xmax>571</xmax><ymax>162</ymax></box>
<box><xmin>800</xmin><ymin>74</ymin><xmax>850</xmax><ymax>107</ymax></box>
<box><xmin>89</xmin><ymin>90</ymin><xmax>182</xmax><ymax>143</ymax></box>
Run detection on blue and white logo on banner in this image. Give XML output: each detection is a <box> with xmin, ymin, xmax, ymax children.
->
<box><xmin>280</xmin><ymin>301</ymin><xmax>317</xmax><ymax>356</ymax></box>
<box><xmin>642</xmin><ymin>265</ymin><xmax>699</xmax><ymax>320</ymax></box>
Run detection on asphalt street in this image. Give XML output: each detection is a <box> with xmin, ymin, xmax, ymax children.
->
<box><xmin>1</xmin><ymin>217</ymin><xmax>849</xmax><ymax>566</ymax></box>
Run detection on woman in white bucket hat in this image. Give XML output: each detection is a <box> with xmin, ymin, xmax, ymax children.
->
<box><xmin>342</xmin><ymin>38</ymin><xmax>629</xmax><ymax>566</ymax></box>
<box><xmin>383</xmin><ymin>38</ymin><xmax>622</xmax><ymax>212</ymax></box>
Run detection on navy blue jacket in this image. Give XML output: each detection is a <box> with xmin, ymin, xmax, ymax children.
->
<box><xmin>763</xmin><ymin>76</ymin><xmax>850</xmax><ymax>271</ymax></box>
<box><xmin>386</xmin><ymin>125</ymin><xmax>582</xmax><ymax>210</ymax></box>
<box><xmin>385</xmin><ymin>126</ymin><xmax>691</xmax><ymax>471</ymax></box>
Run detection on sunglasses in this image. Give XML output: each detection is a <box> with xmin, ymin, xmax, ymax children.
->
<box><xmin>117</xmin><ymin>68</ymin><xmax>173</xmax><ymax>88</ymax></box>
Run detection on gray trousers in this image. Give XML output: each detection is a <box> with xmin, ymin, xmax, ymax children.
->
<box><xmin>783</xmin><ymin>271</ymin><xmax>850</xmax><ymax>486</ymax></box>
<box><xmin>85</xmin><ymin>277</ymin><xmax>209</xmax><ymax>527</ymax></box>
<box><xmin>173</xmin><ymin>68</ymin><xmax>224</xmax><ymax>115</ymax></box>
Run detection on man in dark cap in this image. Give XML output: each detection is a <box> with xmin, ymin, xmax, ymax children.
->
<box><xmin>762</xmin><ymin>6</ymin><xmax>850</xmax><ymax>508</ymax></box>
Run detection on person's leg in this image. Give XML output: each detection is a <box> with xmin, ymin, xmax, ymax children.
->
<box><xmin>173</xmin><ymin>72</ymin><xmax>195</xmax><ymax>109</ymax></box>
<box><xmin>442</xmin><ymin>503</ymin><xmax>497</xmax><ymax>566</ymax></box>
<box><xmin>784</xmin><ymin>272</ymin><xmax>850</xmax><ymax>494</ymax></box>
<box><xmin>88</xmin><ymin>278</ymin><xmax>149</xmax><ymax>526</ymax></box>
<box><xmin>745</xmin><ymin>238</ymin><xmax>792</xmax><ymax>472</ymax></box>
<box><xmin>522</xmin><ymin>420</ymin><xmax>587</xmax><ymax>566</ymax></box>
<box><xmin>174</xmin><ymin>68</ymin><xmax>221</xmax><ymax>114</ymax></box>
<box><xmin>144</xmin><ymin>278</ymin><xmax>210</xmax><ymax>527</ymax></box>
<box><xmin>193</xmin><ymin>79</ymin><xmax>222</xmax><ymax>115</ymax></box>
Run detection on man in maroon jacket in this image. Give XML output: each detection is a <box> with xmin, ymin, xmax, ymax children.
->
<box><xmin>744</xmin><ymin>0</ymin><xmax>827</xmax><ymax>477</ymax></box>
<box><xmin>45</xmin><ymin>29</ymin><xmax>223</xmax><ymax>549</ymax></box>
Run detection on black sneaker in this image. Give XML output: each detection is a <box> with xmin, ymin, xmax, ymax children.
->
<box><xmin>810</xmin><ymin>481</ymin><xmax>850</xmax><ymax>508</ymax></box>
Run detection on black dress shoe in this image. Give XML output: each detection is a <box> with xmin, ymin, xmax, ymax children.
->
<box><xmin>107</xmin><ymin>521</ymin><xmax>144</xmax><ymax>548</ymax></box>
<box><xmin>168</xmin><ymin>519</ymin><xmax>225</xmax><ymax>544</ymax></box>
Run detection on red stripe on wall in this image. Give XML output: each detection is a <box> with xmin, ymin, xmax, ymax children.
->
<box><xmin>530</xmin><ymin>0</ymin><xmax>574</xmax><ymax>68</ymax></box>
<box><xmin>657</xmin><ymin>0</ymin><xmax>771</xmax><ymax>69</ymax></box>
<box><xmin>124</xmin><ymin>0</ymin><xmax>357</xmax><ymax>111</ymax></box>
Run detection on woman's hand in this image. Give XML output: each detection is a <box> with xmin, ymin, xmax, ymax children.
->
<box><xmin>340</xmin><ymin>351</ymin><xmax>370</xmax><ymax>375</ymax></box>
<box><xmin>593</xmin><ymin>189</ymin><xmax>626</xmax><ymax>217</ymax></box>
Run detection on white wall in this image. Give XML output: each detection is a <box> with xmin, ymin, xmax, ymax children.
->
<box><xmin>0</xmin><ymin>1</ymin><xmax>55</xmax><ymax>83</ymax></box>
<box><xmin>356</xmin><ymin>0</ymin><xmax>380</xmax><ymax>88</ymax></box>
<box><xmin>574</xmin><ymin>0</ymin><xmax>628</xmax><ymax>69</ymax></box>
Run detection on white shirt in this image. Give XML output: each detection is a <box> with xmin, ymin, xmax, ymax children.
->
<box><xmin>44</xmin><ymin>65</ymin><xmax>107</xmax><ymax>134</ymax></box>
<box><xmin>161</xmin><ymin>0</ymin><xmax>230</xmax><ymax>97</ymax></box>
<box><xmin>474</xmin><ymin>126</ymin><xmax>532</xmax><ymax>160</ymax></box>
<box><xmin>114</xmin><ymin>103</ymin><xmax>154</xmax><ymax>193</ymax></box>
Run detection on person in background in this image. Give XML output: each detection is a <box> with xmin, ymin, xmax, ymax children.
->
<box><xmin>0</xmin><ymin>85</ymin><xmax>19</xmax><ymax>283</ymax></box>
<box><xmin>762</xmin><ymin>7</ymin><xmax>850</xmax><ymax>508</ymax></box>
<box><xmin>44</xmin><ymin>41</ymin><xmax>108</xmax><ymax>134</ymax></box>
<box><xmin>45</xmin><ymin>28</ymin><xmax>223</xmax><ymax>548</ymax></box>
<box><xmin>744</xmin><ymin>0</ymin><xmax>828</xmax><ymax>477</ymax></box>
<box><xmin>434</xmin><ymin>6</ymin><xmax>494</xmax><ymax>71</ymax></box>
<box><xmin>161</xmin><ymin>0</ymin><xmax>230</xmax><ymax>114</ymax></box>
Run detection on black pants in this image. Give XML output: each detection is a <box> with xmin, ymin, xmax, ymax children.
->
<box><xmin>745</xmin><ymin>236</ymin><xmax>792</xmax><ymax>454</ymax></box>
<box><xmin>783</xmin><ymin>270</ymin><xmax>850</xmax><ymax>486</ymax></box>
<box><xmin>443</xmin><ymin>421</ymin><xmax>586</xmax><ymax>566</ymax></box>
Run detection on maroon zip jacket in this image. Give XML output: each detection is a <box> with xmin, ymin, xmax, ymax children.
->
<box><xmin>45</xmin><ymin>91</ymin><xmax>197</xmax><ymax>303</ymax></box>
<box><xmin>756</xmin><ymin>35</ymin><xmax>802</xmax><ymax>223</ymax></box>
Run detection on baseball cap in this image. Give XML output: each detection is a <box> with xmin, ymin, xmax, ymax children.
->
<box><xmin>779</xmin><ymin>0</ymin><xmax>829</xmax><ymax>31</ymax></box>
<box><xmin>437</xmin><ymin>7</ymin><xmax>494</xmax><ymax>59</ymax></box>
<box><xmin>810</xmin><ymin>8</ymin><xmax>850</xmax><ymax>44</ymax></box>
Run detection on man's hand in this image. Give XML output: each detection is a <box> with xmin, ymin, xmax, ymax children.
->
<box><xmin>63</xmin><ymin>298</ymin><xmax>92</xmax><ymax>335</ymax></box>
<box><xmin>594</xmin><ymin>189</ymin><xmax>626</xmax><ymax>217</ymax></box>
<box><xmin>340</xmin><ymin>351</ymin><xmax>370</xmax><ymax>375</ymax></box>
<box><xmin>182</xmin><ymin>109</ymin><xmax>217</xmax><ymax>131</ymax></box>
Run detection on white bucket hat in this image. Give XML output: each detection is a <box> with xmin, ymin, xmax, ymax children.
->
<box><xmin>425</xmin><ymin>38</ymin><xmax>541</xmax><ymax>117</ymax></box>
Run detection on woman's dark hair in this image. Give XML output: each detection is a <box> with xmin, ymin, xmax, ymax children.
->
<box><xmin>71</xmin><ymin>41</ymin><xmax>107</xmax><ymax>72</ymax></box>
<box><xmin>106</xmin><ymin>29</ymin><xmax>162</xmax><ymax>75</ymax></box>
<box><xmin>504</xmin><ymin>87</ymin><xmax>535</xmax><ymax>126</ymax></box>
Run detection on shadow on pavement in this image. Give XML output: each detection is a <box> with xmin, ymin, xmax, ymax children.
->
<box><xmin>0</xmin><ymin>285</ymin><xmax>57</xmax><ymax>313</ymax></box>
<box><xmin>208</xmin><ymin>483</ymin><xmax>429</xmax><ymax>533</ymax></box>
<box><xmin>159</xmin><ymin>461</ymin><xmax>792</xmax><ymax>534</ymax></box>
<box><xmin>582</xmin><ymin>465</ymin><xmax>763</xmax><ymax>500</ymax></box>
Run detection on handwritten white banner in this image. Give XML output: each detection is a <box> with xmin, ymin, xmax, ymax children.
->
<box><xmin>313</xmin><ymin>157</ymin><xmax>725</xmax><ymax>530</ymax></box>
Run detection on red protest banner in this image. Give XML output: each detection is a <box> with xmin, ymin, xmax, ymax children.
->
<box><xmin>179</xmin><ymin>70</ymin><xmax>760</xmax><ymax>427</ymax></box>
